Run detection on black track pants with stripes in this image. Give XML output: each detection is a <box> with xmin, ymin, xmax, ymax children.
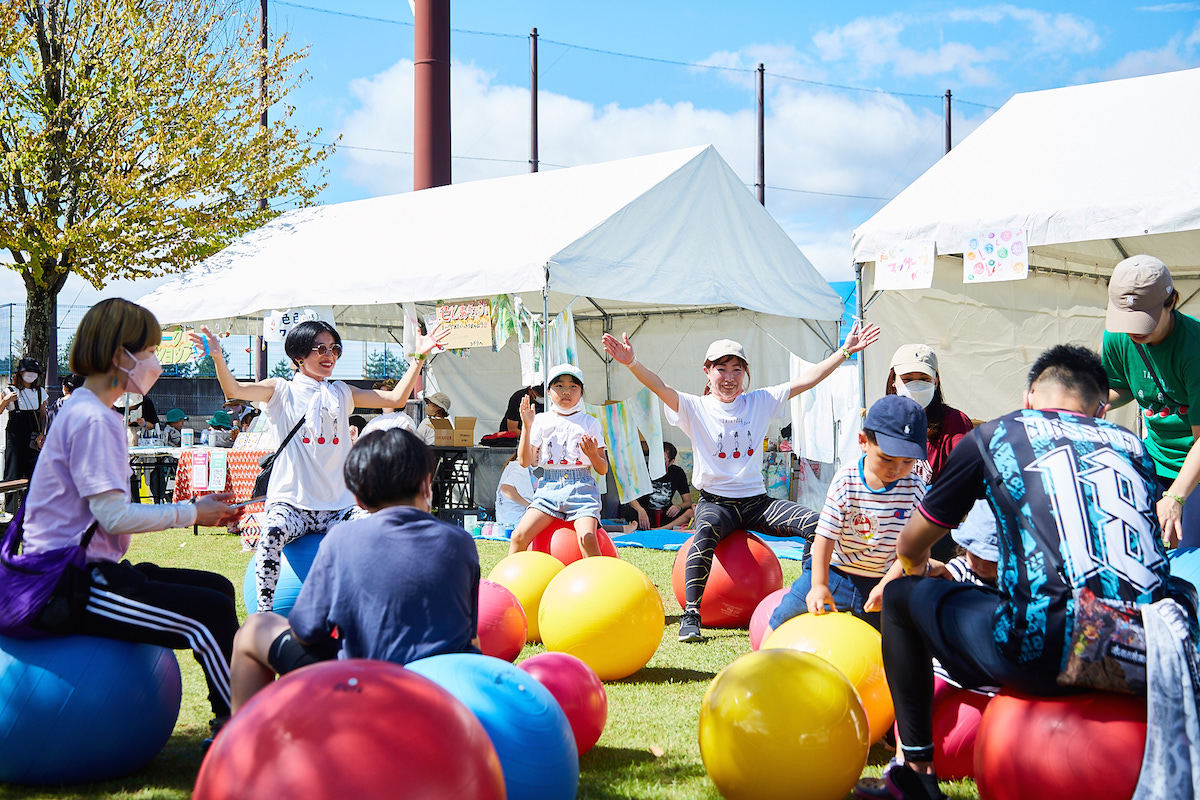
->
<box><xmin>73</xmin><ymin>560</ymin><xmax>238</xmax><ymax>719</ymax></box>
<box><xmin>684</xmin><ymin>493</ymin><xmax>819</xmax><ymax>613</ymax></box>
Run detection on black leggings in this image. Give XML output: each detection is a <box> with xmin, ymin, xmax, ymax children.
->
<box><xmin>882</xmin><ymin>576</ymin><xmax>1064</xmax><ymax>763</ymax></box>
<box><xmin>61</xmin><ymin>560</ymin><xmax>238</xmax><ymax>719</ymax></box>
<box><xmin>684</xmin><ymin>492</ymin><xmax>818</xmax><ymax>610</ymax></box>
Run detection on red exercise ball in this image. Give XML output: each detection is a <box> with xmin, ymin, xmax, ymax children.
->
<box><xmin>477</xmin><ymin>579</ymin><xmax>528</xmax><ymax>662</ymax></box>
<box><xmin>519</xmin><ymin>652</ymin><xmax>608</xmax><ymax>756</ymax></box>
<box><xmin>531</xmin><ymin>518</ymin><xmax>619</xmax><ymax>564</ymax></box>
<box><xmin>671</xmin><ymin>531</ymin><xmax>783</xmax><ymax>627</ymax></box>
<box><xmin>194</xmin><ymin>659</ymin><xmax>505</xmax><ymax>800</ymax></box>
<box><xmin>748</xmin><ymin>588</ymin><xmax>788</xmax><ymax>650</ymax></box>
<box><xmin>974</xmin><ymin>690</ymin><xmax>1145</xmax><ymax>800</ymax></box>
<box><xmin>916</xmin><ymin>677</ymin><xmax>991</xmax><ymax>780</ymax></box>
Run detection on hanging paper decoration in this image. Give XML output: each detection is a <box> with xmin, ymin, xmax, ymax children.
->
<box><xmin>962</xmin><ymin>229</ymin><xmax>1029</xmax><ymax>283</ymax></box>
<box><xmin>873</xmin><ymin>241</ymin><xmax>935</xmax><ymax>290</ymax></box>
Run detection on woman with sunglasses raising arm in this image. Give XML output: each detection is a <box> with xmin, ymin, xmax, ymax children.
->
<box><xmin>191</xmin><ymin>320</ymin><xmax>447</xmax><ymax>610</ymax></box>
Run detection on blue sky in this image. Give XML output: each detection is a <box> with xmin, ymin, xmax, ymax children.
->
<box><xmin>5</xmin><ymin>0</ymin><xmax>1199</xmax><ymax>349</ymax></box>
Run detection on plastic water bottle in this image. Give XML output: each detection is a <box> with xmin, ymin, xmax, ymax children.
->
<box><xmin>200</xmin><ymin>429</ymin><xmax>209</xmax><ymax>445</ymax></box>
<box><xmin>181</xmin><ymin>428</ymin><xmax>194</xmax><ymax>447</ymax></box>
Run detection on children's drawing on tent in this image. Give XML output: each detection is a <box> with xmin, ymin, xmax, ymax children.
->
<box><xmin>963</xmin><ymin>229</ymin><xmax>1029</xmax><ymax>284</ymax></box>
<box><xmin>874</xmin><ymin>240</ymin><xmax>935</xmax><ymax>290</ymax></box>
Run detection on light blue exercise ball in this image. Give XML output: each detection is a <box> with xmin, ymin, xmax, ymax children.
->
<box><xmin>408</xmin><ymin>652</ymin><xmax>579</xmax><ymax>800</ymax></box>
<box><xmin>242</xmin><ymin>533</ymin><xmax>325</xmax><ymax>615</ymax></box>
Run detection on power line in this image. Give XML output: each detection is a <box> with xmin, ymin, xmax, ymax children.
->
<box><xmin>765</xmin><ymin>184</ymin><xmax>892</xmax><ymax>201</ymax></box>
<box><xmin>318</xmin><ymin>141</ymin><xmax>568</xmax><ymax>168</ymax></box>
<box><xmin>323</xmin><ymin>142</ymin><xmax>893</xmax><ymax>200</ymax></box>
<box><xmin>272</xmin><ymin>1</ymin><xmax>1002</xmax><ymax>110</ymax></box>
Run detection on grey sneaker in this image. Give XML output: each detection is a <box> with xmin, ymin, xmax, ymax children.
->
<box><xmin>678</xmin><ymin>610</ymin><xmax>703</xmax><ymax>642</ymax></box>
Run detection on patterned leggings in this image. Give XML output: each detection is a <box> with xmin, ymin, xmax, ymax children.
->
<box><xmin>684</xmin><ymin>492</ymin><xmax>819</xmax><ymax>611</ymax></box>
<box><xmin>256</xmin><ymin>503</ymin><xmax>367</xmax><ymax>610</ymax></box>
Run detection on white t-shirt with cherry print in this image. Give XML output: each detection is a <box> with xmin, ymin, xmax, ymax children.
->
<box><xmin>528</xmin><ymin>408</ymin><xmax>605</xmax><ymax>471</ymax></box>
<box><xmin>665</xmin><ymin>383</ymin><xmax>790</xmax><ymax>498</ymax></box>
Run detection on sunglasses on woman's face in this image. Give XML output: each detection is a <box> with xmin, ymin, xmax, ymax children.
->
<box><xmin>310</xmin><ymin>344</ymin><xmax>343</xmax><ymax>357</ymax></box>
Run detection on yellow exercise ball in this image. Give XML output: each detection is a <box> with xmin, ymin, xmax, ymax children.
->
<box><xmin>538</xmin><ymin>557</ymin><xmax>664</xmax><ymax>681</ymax></box>
<box><xmin>487</xmin><ymin>551</ymin><xmax>564</xmax><ymax>642</ymax></box>
<box><xmin>763</xmin><ymin>612</ymin><xmax>894</xmax><ymax>743</ymax></box>
<box><xmin>699</xmin><ymin>649</ymin><xmax>870</xmax><ymax>800</ymax></box>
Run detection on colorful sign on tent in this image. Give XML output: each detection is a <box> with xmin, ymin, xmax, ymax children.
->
<box><xmin>874</xmin><ymin>241</ymin><xmax>936</xmax><ymax>290</ymax></box>
<box><xmin>263</xmin><ymin>307</ymin><xmax>333</xmax><ymax>342</ymax></box>
<box><xmin>963</xmin><ymin>229</ymin><xmax>1029</xmax><ymax>284</ymax></box>
<box><xmin>435</xmin><ymin>298</ymin><xmax>494</xmax><ymax>349</ymax></box>
<box><xmin>159</xmin><ymin>326</ymin><xmax>201</xmax><ymax>367</ymax></box>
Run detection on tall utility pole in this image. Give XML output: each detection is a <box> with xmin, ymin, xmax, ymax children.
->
<box><xmin>529</xmin><ymin>27</ymin><xmax>538</xmax><ymax>173</ymax></box>
<box><xmin>944</xmin><ymin>89</ymin><xmax>952</xmax><ymax>154</ymax></box>
<box><xmin>755</xmin><ymin>63</ymin><xmax>765</xmax><ymax>205</ymax></box>
<box><xmin>413</xmin><ymin>0</ymin><xmax>451</xmax><ymax>190</ymax></box>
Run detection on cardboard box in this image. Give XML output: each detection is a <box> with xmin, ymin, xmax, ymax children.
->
<box><xmin>452</xmin><ymin>416</ymin><xmax>476</xmax><ymax>447</ymax></box>
<box><xmin>429</xmin><ymin>417</ymin><xmax>454</xmax><ymax>446</ymax></box>
<box><xmin>429</xmin><ymin>416</ymin><xmax>477</xmax><ymax>447</ymax></box>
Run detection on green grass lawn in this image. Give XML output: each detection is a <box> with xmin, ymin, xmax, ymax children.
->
<box><xmin>0</xmin><ymin>528</ymin><xmax>980</xmax><ymax>800</ymax></box>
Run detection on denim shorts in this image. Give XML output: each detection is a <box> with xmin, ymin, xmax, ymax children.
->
<box><xmin>529</xmin><ymin>468</ymin><xmax>601</xmax><ymax>522</ymax></box>
<box><xmin>769</xmin><ymin>556</ymin><xmax>883</xmax><ymax>631</ymax></box>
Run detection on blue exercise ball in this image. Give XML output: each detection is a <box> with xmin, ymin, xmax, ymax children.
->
<box><xmin>0</xmin><ymin>634</ymin><xmax>181</xmax><ymax>784</ymax></box>
<box><xmin>243</xmin><ymin>533</ymin><xmax>325</xmax><ymax>615</ymax></box>
<box><xmin>408</xmin><ymin>652</ymin><xmax>579</xmax><ymax>800</ymax></box>
<box><xmin>1170</xmin><ymin>547</ymin><xmax>1200</xmax><ymax>591</ymax></box>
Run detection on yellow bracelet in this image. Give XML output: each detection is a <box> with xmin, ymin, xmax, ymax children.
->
<box><xmin>1164</xmin><ymin>491</ymin><xmax>1186</xmax><ymax>506</ymax></box>
<box><xmin>841</xmin><ymin>346</ymin><xmax>852</xmax><ymax>360</ymax></box>
<box><xmin>414</xmin><ymin>353</ymin><xmax>427</xmax><ymax>362</ymax></box>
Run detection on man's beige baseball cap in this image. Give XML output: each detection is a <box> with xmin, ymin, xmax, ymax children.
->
<box><xmin>1106</xmin><ymin>255</ymin><xmax>1174</xmax><ymax>336</ymax></box>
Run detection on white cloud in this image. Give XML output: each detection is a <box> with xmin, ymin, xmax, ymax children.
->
<box><xmin>1096</xmin><ymin>19</ymin><xmax>1200</xmax><ymax>80</ymax></box>
<box><xmin>812</xmin><ymin>5</ymin><xmax>1101</xmax><ymax>85</ymax></box>
<box><xmin>1136</xmin><ymin>3</ymin><xmax>1200</xmax><ymax>11</ymax></box>
<box><xmin>336</xmin><ymin>58</ymin><xmax>989</xmax><ymax>282</ymax></box>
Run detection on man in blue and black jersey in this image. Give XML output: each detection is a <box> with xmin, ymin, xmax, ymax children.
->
<box><xmin>855</xmin><ymin>344</ymin><xmax>1171</xmax><ymax>800</ymax></box>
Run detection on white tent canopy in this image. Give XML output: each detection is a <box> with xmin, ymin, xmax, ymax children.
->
<box><xmin>139</xmin><ymin>145</ymin><xmax>844</xmax><ymax>430</ymax></box>
<box><xmin>851</xmin><ymin>67</ymin><xmax>1200</xmax><ymax>423</ymax></box>
<box><xmin>141</xmin><ymin>144</ymin><xmax>841</xmax><ymax>331</ymax></box>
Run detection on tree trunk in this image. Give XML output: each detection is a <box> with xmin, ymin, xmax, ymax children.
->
<box><xmin>21</xmin><ymin>261</ymin><xmax>68</xmax><ymax>375</ymax></box>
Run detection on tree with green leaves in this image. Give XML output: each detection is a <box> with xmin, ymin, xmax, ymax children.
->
<box><xmin>365</xmin><ymin>348</ymin><xmax>408</xmax><ymax>380</ymax></box>
<box><xmin>270</xmin><ymin>359</ymin><xmax>293</xmax><ymax>379</ymax></box>
<box><xmin>0</xmin><ymin>0</ymin><xmax>330</xmax><ymax>372</ymax></box>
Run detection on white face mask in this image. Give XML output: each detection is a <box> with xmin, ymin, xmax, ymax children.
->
<box><xmin>551</xmin><ymin>401</ymin><xmax>582</xmax><ymax>415</ymax></box>
<box><xmin>20</xmin><ymin>371</ymin><xmax>37</xmax><ymax>384</ymax></box>
<box><xmin>895</xmin><ymin>377</ymin><xmax>936</xmax><ymax>409</ymax></box>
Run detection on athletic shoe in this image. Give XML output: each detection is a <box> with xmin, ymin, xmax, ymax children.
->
<box><xmin>678</xmin><ymin>610</ymin><xmax>703</xmax><ymax>642</ymax></box>
<box><xmin>853</xmin><ymin>762</ymin><xmax>948</xmax><ymax>800</ymax></box>
<box><xmin>201</xmin><ymin>715</ymin><xmax>229</xmax><ymax>755</ymax></box>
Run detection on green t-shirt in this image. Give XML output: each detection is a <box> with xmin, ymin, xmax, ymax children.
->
<box><xmin>1102</xmin><ymin>311</ymin><xmax>1200</xmax><ymax>478</ymax></box>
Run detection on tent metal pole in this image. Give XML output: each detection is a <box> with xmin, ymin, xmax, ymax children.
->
<box><xmin>855</xmin><ymin>261</ymin><xmax>867</xmax><ymax>411</ymax></box>
<box><xmin>542</xmin><ymin>264</ymin><xmax>550</xmax><ymax>400</ymax></box>
<box><xmin>585</xmin><ymin>297</ymin><xmax>614</xmax><ymax>401</ymax></box>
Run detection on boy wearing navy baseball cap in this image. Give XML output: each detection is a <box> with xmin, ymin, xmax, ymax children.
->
<box><xmin>769</xmin><ymin>394</ymin><xmax>928</xmax><ymax>632</ymax></box>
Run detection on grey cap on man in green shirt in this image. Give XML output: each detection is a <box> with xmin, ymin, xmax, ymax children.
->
<box><xmin>1106</xmin><ymin>255</ymin><xmax>1174</xmax><ymax>336</ymax></box>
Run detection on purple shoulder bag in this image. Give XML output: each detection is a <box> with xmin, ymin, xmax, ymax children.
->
<box><xmin>0</xmin><ymin>500</ymin><xmax>98</xmax><ymax>639</ymax></box>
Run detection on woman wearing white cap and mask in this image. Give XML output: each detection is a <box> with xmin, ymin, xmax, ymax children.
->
<box><xmin>884</xmin><ymin>344</ymin><xmax>973</xmax><ymax>486</ymax></box>
<box><xmin>1102</xmin><ymin>254</ymin><xmax>1200</xmax><ymax>549</ymax></box>
<box><xmin>604</xmin><ymin>323</ymin><xmax>880</xmax><ymax>642</ymax></box>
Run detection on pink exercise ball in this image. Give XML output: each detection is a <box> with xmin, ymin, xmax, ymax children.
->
<box><xmin>892</xmin><ymin>677</ymin><xmax>991</xmax><ymax>780</ymax></box>
<box><xmin>531</xmin><ymin>518</ymin><xmax>619</xmax><ymax>564</ymax></box>
<box><xmin>519</xmin><ymin>652</ymin><xmax>608</xmax><ymax>755</ymax></box>
<box><xmin>748</xmin><ymin>588</ymin><xmax>789</xmax><ymax>650</ymax></box>
<box><xmin>477</xmin><ymin>580</ymin><xmax>527</xmax><ymax>662</ymax></box>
